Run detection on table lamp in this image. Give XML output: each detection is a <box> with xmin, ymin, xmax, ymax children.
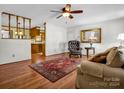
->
<box><xmin>89</xmin><ymin>36</ymin><xmax>97</xmax><ymax>47</ymax></box>
<box><xmin>117</xmin><ymin>33</ymin><xmax>124</xmax><ymax>48</ymax></box>
<box><xmin>89</xmin><ymin>32</ymin><xmax>97</xmax><ymax>48</ymax></box>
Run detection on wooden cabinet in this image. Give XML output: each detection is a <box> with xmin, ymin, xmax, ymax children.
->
<box><xmin>30</xmin><ymin>27</ymin><xmax>40</xmax><ymax>37</ymax></box>
<box><xmin>30</xmin><ymin>26</ymin><xmax>46</xmax><ymax>56</ymax></box>
<box><xmin>31</xmin><ymin>44</ymin><xmax>42</xmax><ymax>54</ymax></box>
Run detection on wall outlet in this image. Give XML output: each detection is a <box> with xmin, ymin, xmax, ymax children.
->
<box><xmin>12</xmin><ymin>54</ymin><xmax>15</xmax><ymax>57</ymax></box>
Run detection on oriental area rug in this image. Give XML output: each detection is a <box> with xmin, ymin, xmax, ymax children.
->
<box><xmin>30</xmin><ymin>57</ymin><xmax>80</xmax><ymax>82</ymax></box>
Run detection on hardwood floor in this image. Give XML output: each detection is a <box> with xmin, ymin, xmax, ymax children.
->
<box><xmin>0</xmin><ymin>53</ymin><xmax>87</xmax><ymax>89</ymax></box>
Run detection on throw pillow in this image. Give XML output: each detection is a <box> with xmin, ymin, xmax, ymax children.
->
<box><xmin>88</xmin><ymin>54</ymin><xmax>106</xmax><ymax>63</ymax></box>
<box><xmin>88</xmin><ymin>47</ymin><xmax>115</xmax><ymax>63</ymax></box>
<box><xmin>106</xmin><ymin>47</ymin><xmax>124</xmax><ymax>67</ymax></box>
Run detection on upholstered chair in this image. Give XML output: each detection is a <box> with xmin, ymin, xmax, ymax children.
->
<box><xmin>68</xmin><ymin>40</ymin><xmax>82</xmax><ymax>58</ymax></box>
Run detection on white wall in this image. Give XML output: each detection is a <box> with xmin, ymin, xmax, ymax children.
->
<box><xmin>46</xmin><ymin>22</ymin><xmax>67</xmax><ymax>56</ymax></box>
<box><xmin>0</xmin><ymin>39</ymin><xmax>31</xmax><ymax>64</ymax></box>
<box><xmin>67</xmin><ymin>17</ymin><xmax>124</xmax><ymax>54</ymax></box>
<box><xmin>0</xmin><ymin>12</ymin><xmax>2</xmax><ymax>39</ymax></box>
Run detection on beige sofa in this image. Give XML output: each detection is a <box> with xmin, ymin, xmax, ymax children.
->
<box><xmin>76</xmin><ymin>47</ymin><xmax>124</xmax><ymax>89</ymax></box>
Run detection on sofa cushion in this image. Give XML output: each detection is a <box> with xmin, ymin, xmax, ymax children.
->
<box><xmin>106</xmin><ymin>47</ymin><xmax>124</xmax><ymax>67</ymax></box>
<box><xmin>88</xmin><ymin>47</ymin><xmax>115</xmax><ymax>63</ymax></box>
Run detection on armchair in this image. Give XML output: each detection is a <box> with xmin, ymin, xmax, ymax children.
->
<box><xmin>68</xmin><ymin>40</ymin><xmax>82</xmax><ymax>58</ymax></box>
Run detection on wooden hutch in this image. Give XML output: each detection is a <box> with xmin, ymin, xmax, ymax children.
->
<box><xmin>30</xmin><ymin>24</ymin><xmax>46</xmax><ymax>56</ymax></box>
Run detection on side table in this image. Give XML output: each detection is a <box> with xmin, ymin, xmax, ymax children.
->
<box><xmin>85</xmin><ymin>47</ymin><xmax>95</xmax><ymax>58</ymax></box>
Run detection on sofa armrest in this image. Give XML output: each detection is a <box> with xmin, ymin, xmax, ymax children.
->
<box><xmin>80</xmin><ymin>61</ymin><xmax>104</xmax><ymax>78</ymax></box>
<box><xmin>79</xmin><ymin>61</ymin><xmax>124</xmax><ymax>80</ymax></box>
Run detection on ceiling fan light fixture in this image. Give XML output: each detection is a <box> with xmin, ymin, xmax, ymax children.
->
<box><xmin>51</xmin><ymin>4</ymin><xmax>83</xmax><ymax>19</ymax></box>
<box><xmin>62</xmin><ymin>12</ymin><xmax>70</xmax><ymax>17</ymax></box>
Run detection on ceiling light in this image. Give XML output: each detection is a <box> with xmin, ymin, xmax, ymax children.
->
<box><xmin>62</xmin><ymin>12</ymin><xmax>70</xmax><ymax>17</ymax></box>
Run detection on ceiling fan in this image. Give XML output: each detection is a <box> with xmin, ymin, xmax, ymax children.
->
<box><xmin>50</xmin><ymin>4</ymin><xmax>83</xmax><ymax>19</ymax></box>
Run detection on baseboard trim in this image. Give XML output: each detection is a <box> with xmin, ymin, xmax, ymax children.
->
<box><xmin>46</xmin><ymin>52</ymin><xmax>69</xmax><ymax>57</ymax></box>
<box><xmin>0</xmin><ymin>59</ymin><xmax>31</xmax><ymax>66</ymax></box>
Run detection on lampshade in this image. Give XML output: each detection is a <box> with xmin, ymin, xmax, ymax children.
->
<box><xmin>19</xmin><ymin>31</ymin><xmax>23</xmax><ymax>35</ymax></box>
<box><xmin>15</xmin><ymin>31</ymin><xmax>18</xmax><ymax>35</ymax></box>
<box><xmin>117</xmin><ymin>33</ymin><xmax>124</xmax><ymax>40</ymax></box>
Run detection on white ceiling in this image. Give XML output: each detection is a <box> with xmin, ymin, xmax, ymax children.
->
<box><xmin>0</xmin><ymin>4</ymin><xmax>124</xmax><ymax>28</ymax></box>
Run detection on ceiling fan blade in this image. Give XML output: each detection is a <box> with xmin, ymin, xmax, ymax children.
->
<box><xmin>50</xmin><ymin>10</ymin><xmax>62</xmax><ymax>13</ymax></box>
<box><xmin>69</xmin><ymin>15</ymin><xmax>74</xmax><ymax>19</ymax></box>
<box><xmin>70</xmin><ymin>10</ymin><xmax>83</xmax><ymax>14</ymax></box>
<box><xmin>56</xmin><ymin>15</ymin><xmax>63</xmax><ymax>19</ymax></box>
